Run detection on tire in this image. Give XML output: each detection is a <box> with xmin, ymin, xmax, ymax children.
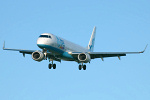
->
<box><xmin>48</xmin><ymin>64</ymin><xmax>52</xmax><ymax>69</ymax></box>
<box><xmin>83</xmin><ymin>65</ymin><xmax>86</xmax><ymax>70</ymax></box>
<box><xmin>79</xmin><ymin>65</ymin><xmax>82</xmax><ymax>70</ymax></box>
<box><xmin>53</xmin><ymin>64</ymin><xmax>56</xmax><ymax>69</ymax></box>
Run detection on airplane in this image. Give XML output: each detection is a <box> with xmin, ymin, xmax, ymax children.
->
<box><xmin>3</xmin><ymin>27</ymin><xmax>147</xmax><ymax>70</ymax></box>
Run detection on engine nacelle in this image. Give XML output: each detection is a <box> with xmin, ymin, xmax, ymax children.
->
<box><xmin>32</xmin><ymin>51</ymin><xmax>44</xmax><ymax>62</ymax></box>
<box><xmin>78</xmin><ymin>53</ymin><xmax>91</xmax><ymax>63</ymax></box>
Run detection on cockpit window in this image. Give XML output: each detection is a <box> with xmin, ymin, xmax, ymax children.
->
<box><xmin>39</xmin><ymin>35</ymin><xmax>51</xmax><ymax>38</ymax></box>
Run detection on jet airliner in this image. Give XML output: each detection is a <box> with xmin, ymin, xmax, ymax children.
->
<box><xmin>3</xmin><ymin>27</ymin><xmax>147</xmax><ymax>70</ymax></box>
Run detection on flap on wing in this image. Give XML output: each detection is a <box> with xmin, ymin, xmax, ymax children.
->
<box><xmin>89</xmin><ymin>53</ymin><xmax>126</xmax><ymax>59</ymax></box>
<box><xmin>19</xmin><ymin>50</ymin><xmax>37</xmax><ymax>54</ymax></box>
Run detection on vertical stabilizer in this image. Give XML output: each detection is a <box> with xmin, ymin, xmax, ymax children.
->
<box><xmin>88</xmin><ymin>26</ymin><xmax>96</xmax><ymax>52</ymax></box>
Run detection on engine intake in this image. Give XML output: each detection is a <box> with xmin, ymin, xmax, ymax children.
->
<box><xmin>32</xmin><ymin>51</ymin><xmax>44</xmax><ymax>62</ymax></box>
<box><xmin>78</xmin><ymin>53</ymin><xmax>91</xmax><ymax>63</ymax></box>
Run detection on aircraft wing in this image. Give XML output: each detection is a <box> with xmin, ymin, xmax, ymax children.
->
<box><xmin>89</xmin><ymin>51</ymin><xmax>142</xmax><ymax>60</ymax></box>
<box><xmin>3</xmin><ymin>42</ymin><xmax>61</xmax><ymax>62</ymax></box>
<box><xmin>3</xmin><ymin>48</ymin><xmax>36</xmax><ymax>54</ymax></box>
<box><xmin>3</xmin><ymin>42</ymin><xmax>36</xmax><ymax>54</ymax></box>
<box><xmin>3</xmin><ymin>47</ymin><xmax>61</xmax><ymax>62</ymax></box>
<box><xmin>70</xmin><ymin>45</ymin><xmax>147</xmax><ymax>60</ymax></box>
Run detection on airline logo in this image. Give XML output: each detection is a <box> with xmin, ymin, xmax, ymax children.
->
<box><xmin>89</xmin><ymin>38</ymin><xmax>95</xmax><ymax>51</ymax></box>
<box><xmin>56</xmin><ymin>37</ymin><xmax>65</xmax><ymax>49</ymax></box>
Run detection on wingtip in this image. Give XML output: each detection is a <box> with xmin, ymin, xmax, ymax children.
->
<box><xmin>3</xmin><ymin>41</ymin><xmax>5</xmax><ymax>49</ymax></box>
<box><xmin>140</xmin><ymin>44</ymin><xmax>148</xmax><ymax>53</ymax></box>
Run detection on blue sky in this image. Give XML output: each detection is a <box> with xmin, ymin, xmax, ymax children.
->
<box><xmin>0</xmin><ymin>0</ymin><xmax>150</xmax><ymax>100</ymax></box>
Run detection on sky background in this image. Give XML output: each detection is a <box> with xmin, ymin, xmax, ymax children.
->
<box><xmin>0</xmin><ymin>0</ymin><xmax>150</xmax><ymax>100</ymax></box>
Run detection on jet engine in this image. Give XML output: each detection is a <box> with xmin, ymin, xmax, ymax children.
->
<box><xmin>32</xmin><ymin>51</ymin><xmax>44</xmax><ymax>62</ymax></box>
<box><xmin>78</xmin><ymin>53</ymin><xmax>91</xmax><ymax>63</ymax></box>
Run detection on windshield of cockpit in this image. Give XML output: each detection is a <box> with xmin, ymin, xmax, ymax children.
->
<box><xmin>39</xmin><ymin>35</ymin><xmax>51</xmax><ymax>38</ymax></box>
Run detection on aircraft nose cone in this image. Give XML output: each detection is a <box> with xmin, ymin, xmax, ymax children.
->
<box><xmin>37</xmin><ymin>38</ymin><xmax>45</xmax><ymax>45</ymax></box>
<box><xmin>37</xmin><ymin>37</ymin><xmax>55</xmax><ymax>49</ymax></box>
<box><xmin>37</xmin><ymin>38</ymin><xmax>47</xmax><ymax>48</ymax></box>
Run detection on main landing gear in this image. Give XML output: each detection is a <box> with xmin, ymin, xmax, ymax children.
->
<box><xmin>79</xmin><ymin>64</ymin><xmax>86</xmax><ymax>70</ymax></box>
<box><xmin>48</xmin><ymin>59</ymin><xmax>56</xmax><ymax>69</ymax></box>
<box><xmin>48</xmin><ymin>63</ymin><xmax>56</xmax><ymax>69</ymax></box>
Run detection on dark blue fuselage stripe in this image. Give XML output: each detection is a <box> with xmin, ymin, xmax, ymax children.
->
<box><xmin>37</xmin><ymin>44</ymin><xmax>64</xmax><ymax>54</ymax></box>
<box><xmin>37</xmin><ymin>44</ymin><xmax>74</xmax><ymax>60</ymax></box>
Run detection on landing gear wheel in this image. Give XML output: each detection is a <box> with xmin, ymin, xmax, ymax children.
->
<box><xmin>53</xmin><ymin>64</ymin><xmax>56</xmax><ymax>69</ymax></box>
<box><xmin>79</xmin><ymin>65</ymin><xmax>82</xmax><ymax>70</ymax></box>
<box><xmin>48</xmin><ymin>64</ymin><xmax>52</xmax><ymax>69</ymax></box>
<box><xmin>83</xmin><ymin>65</ymin><xmax>86</xmax><ymax>70</ymax></box>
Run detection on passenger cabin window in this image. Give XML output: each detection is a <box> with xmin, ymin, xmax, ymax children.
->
<box><xmin>39</xmin><ymin>35</ymin><xmax>51</xmax><ymax>38</ymax></box>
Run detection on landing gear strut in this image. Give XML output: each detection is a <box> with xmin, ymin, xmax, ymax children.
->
<box><xmin>43</xmin><ymin>49</ymin><xmax>47</xmax><ymax>60</ymax></box>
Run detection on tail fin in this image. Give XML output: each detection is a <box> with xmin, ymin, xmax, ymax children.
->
<box><xmin>87</xmin><ymin>26</ymin><xmax>96</xmax><ymax>52</ymax></box>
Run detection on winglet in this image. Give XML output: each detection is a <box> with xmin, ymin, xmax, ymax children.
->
<box><xmin>3</xmin><ymin>41</ymin><xmax>5</xmax><ymax>50</ymax></box>
<box><xmin>140</xmin><ymin>44</ymin><xmax>148</xmax><ymax>53</ymax></box>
